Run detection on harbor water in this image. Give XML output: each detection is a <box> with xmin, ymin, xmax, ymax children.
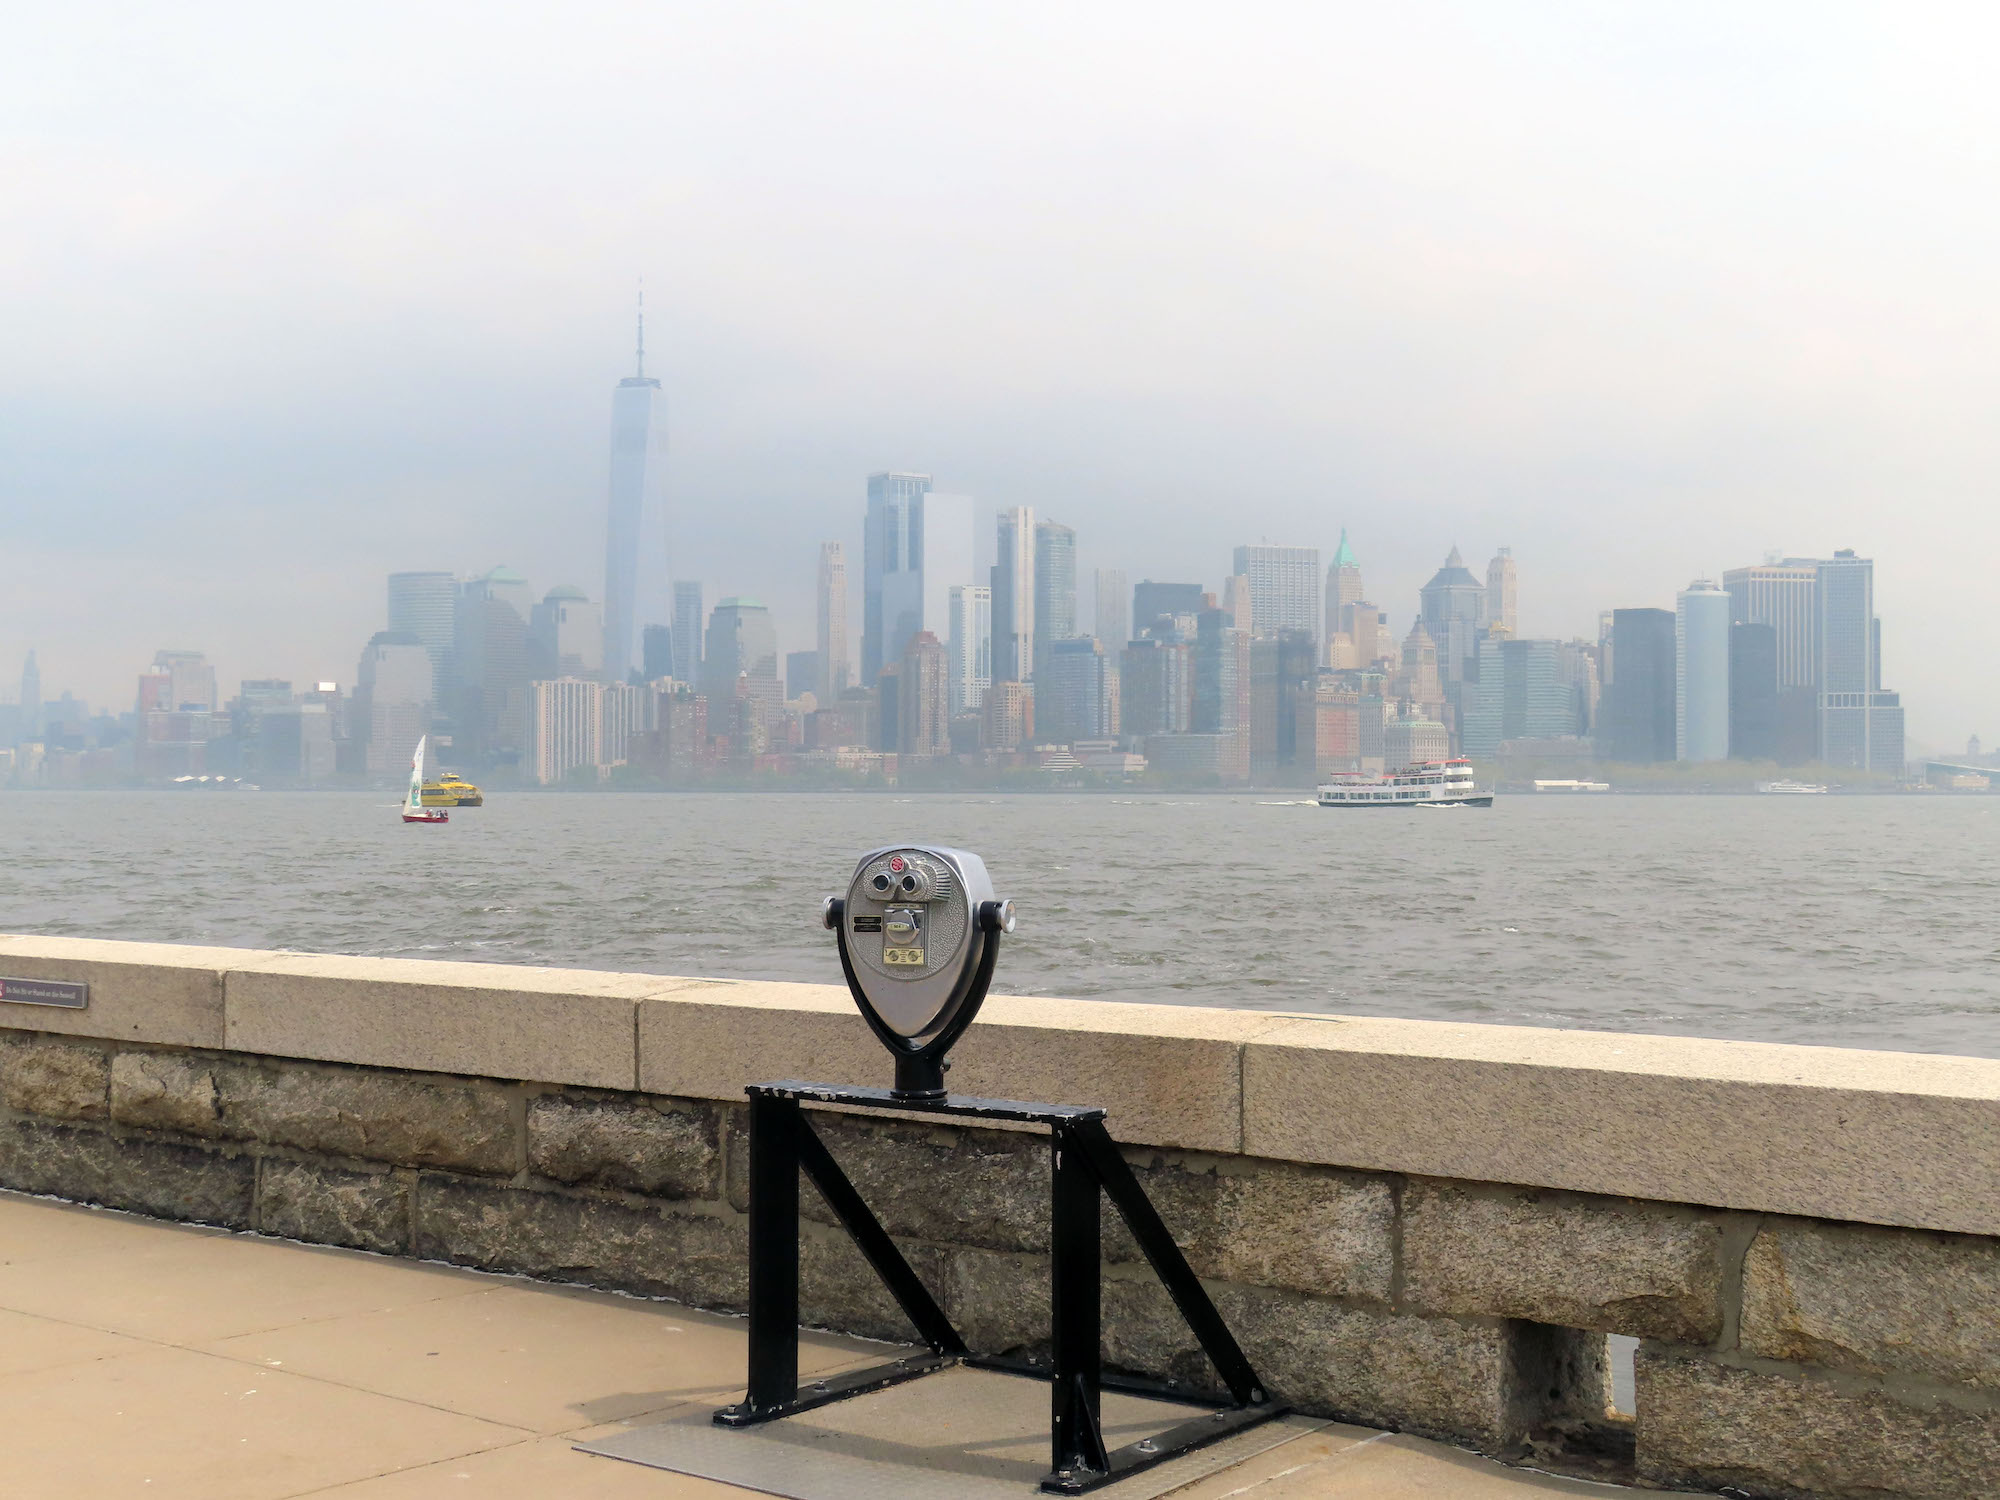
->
<box><xmin>3</xmin><ymin>790</ymin><xmax>1994</xmax><ymax>1058</ymax></box>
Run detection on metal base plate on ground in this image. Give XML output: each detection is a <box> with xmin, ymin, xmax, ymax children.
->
<box><xmin>578</xmin><ymin>1366</ymin><xmax>1328</xmax><ymax>1500</ymax></box>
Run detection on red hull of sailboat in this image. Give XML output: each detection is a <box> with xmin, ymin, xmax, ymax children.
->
<box><xmin>402</xmin><ymin>812</ymin><xmax>449</xmax><ymax>824</ymax></box>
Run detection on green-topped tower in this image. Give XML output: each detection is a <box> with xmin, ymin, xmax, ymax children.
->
<box><xmin>1324</xmin><ymin>528</ymin><xmax>1364</xmax><ymax>643</ymax></box>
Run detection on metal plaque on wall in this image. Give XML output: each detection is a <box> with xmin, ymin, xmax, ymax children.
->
<box><xmin>0</xmin><ymin>977</ymin><xmax>89</xmax><ymax>1009</ymax></box>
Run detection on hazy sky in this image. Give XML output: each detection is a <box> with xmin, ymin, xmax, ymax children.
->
<box><xmin>5</xmin><ymin>3</ymin><xmax>1997</xmax><ymax>747</ymax></box>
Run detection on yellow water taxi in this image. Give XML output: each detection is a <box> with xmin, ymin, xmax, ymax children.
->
<box><xmin>419</xmin><ymin>774</ymin><xmax>484</xmax><ymax>807</ymax></box>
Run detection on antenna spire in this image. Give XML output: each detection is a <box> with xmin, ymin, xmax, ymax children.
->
<box><xmin>635</xmin><ymin>281</ymin><xmax>646</xmax><ymax>379</ymax></box>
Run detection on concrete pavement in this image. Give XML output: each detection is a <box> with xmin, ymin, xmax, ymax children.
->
<box><xmin>0</xmin><ymin>1190</ymin><xmax>1637</xmax><ymax>1498</ymax></box>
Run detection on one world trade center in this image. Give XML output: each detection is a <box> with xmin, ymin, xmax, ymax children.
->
<box><xmin>603</xmin><ymin>294</ymin><xmax>668</xmax><ymax>682</ymax></box>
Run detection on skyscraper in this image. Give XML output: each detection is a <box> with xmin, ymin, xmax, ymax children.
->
<box><xmin>233</xmin><ymin>678</ymin><xmax>294</xmax><ymax>771</ymax></box>
<box><xmin>915</xmin><ymin>495</ymin><xmax>978</xmax><ymax>668</ymax></box>
<box><xmin>1418</xmin><ymin>547</ymin><xmax>1486</xmax><ymax>686</ymax></box>
<box><xmin>1818</xmin><ymin>550</ymin><xmax>1872</xmax><ymax>705</ymax></box>
<box><xmin>151</xmin><ymin>650</ymin><xmax>218</xmax><ymax>712</ymax></box>
<box><xmin>1460</xmin><ymin>638</ymin><xmax>1571</xmax><ymax>761</ymax></box>
<box><xmin>671</xmin><ymin>581</ymin><xmax>704</xmax><ymax>686</ymax></box>
<box><xmin>1554</xmin><ymin>640</ymin><xmax>1601</xmax><ymax>738</ymax></box>
<box><xmin>1221</xmin><ymin>574</ymin><xmax>1253</xmax><ymax>634</ymax></box>
<box><xmin>990</xmin><ymin>507</ymin><xmax>1035</xmax><ymax>682</ymax></box>
<box><xmin>875</xmin><ymin>665</ymin><xmax>900</xmax><ymax>752</ymax></box>
<box><xmin>1392</xmin><ymin>620</ymin><xmax>1444</xmax><ymax>718</ymax></box>
<box><xmin>1722</xmin><ymin>561</ymin><xmax>1818</xmax><ymax>690</ymax></box>
<box><xmin>647</xmin><ymin>689</ymin><xmax>707</xmax><ymax>783</ymax></box>
<box><xmin>529</xmin><ymin>587</ymin><xmax>604</xmax><ymax>680</ymax></box>
<box><xmin>702</xmin><ymin>598</ymin><xmax>779</xmax><ymax>699</ymax></box>
<box><xmin>1301</xmin><ymin>680</ymin><xmax>1361</xmax><ymax>777</ymax></box>
<box><xmin>1133</xmin><ymin>580</ymin><xmax>1204</xmax><ymax>634</ymax></box>
<box><xmin>135</xmin><ymin>651</ymin><xmax>220</xmax><ymax>779</ymax></box>
<box><xmin>1722</xmin><ymin>558</ymin><xmax>1819</xmax><ymax>761</ymax></box>
<box><xmin>1248</xmin><ymin>631</ymin><xmax>1317</xmax><ymax>780</ymax></box>
<box><xmin>1093</xmin><ymin>568</ymin><xmax>1129</xmax><ymax>651</ymax></box>
<box><xmin>478</xmin><ymin>567</ymin><xmax>535</xmax><ymax>623</ymax></box>
<box><xmin>1816</xmin><ymin>551</ymin><xmax>1904</xmax><ymax>772</ymax></box>
<box><xmin>862</xmin><ymin>471</ymin><xmax>933</xmax><ymax>682</ymax></box>
<box><xmin>726</xmin><ymin>674</ymin><xmax>771</xmax><ymax>762</ymax></box>
<box><xmin>866</xmin><ymin>479</ymin><xmax>973</xmax><ymax>677</ymax></box>
<box><xmin>530</xmin><ymin>677</ymin><xmax>602</xmax><ymax>785</ymax></box>
<box><xmin>1232</xmin><ymin>545</ymin><xmax>1320</xmax><ymax>642</ymax></box>
<box><xmin>1486</xmin><ymin>548</ymin><xmax>1518</xmax><ymax>636</ymax></box>
<box><xmin>1040</xmin><ymin>637</ymin><xmax>1117</xmax><ymax>745</ymax></box>
<box><xmin>1603</xmin><ymin>609</ymin><xmax>1676</xmax><ymax>764</ymax></box>
<box><xmin>1344</xmin><ymin>604</ymin><xmax>1387</xmax><ymax>670</ymax></box>
<box><xmin>257</xmin><ymin>702</ymin><xmax>335</xmax><ymax>785</ymax></box>
<box><xmin>1324</xmin><ymin>531</ymin><xmax>1362</xmax><ymax>644</ymax></box>
<box><xmin>356</xmin><ymin>631</ymin><xmax>432</xmax><ymax>775</ymax></box>
<box><xmin>1152</xmin><ymin>603</ymin><xmax>1251</xmax><ymax>783</ymax></box>
<box><xmin>816</xmin><ymin>541</ymin><xmax>850</xmax><ymax>700</ymax></box>
<box><xmin>19</xmin><ymin>651</ymin><xmax>39</xmax><ymax>740</ymax></box>
<box><xmin>1729</xmin><ymin>623</ymin><xmax>1779</xmax><ymax>762</ymax></box>
<box><xmin>642</xmin><ymin>625</ymin><xmax>675</xmax><ymax>682</ymax></box>
<box><xmin>1675</xmin><ymin>581</ymin><xmax>1731</xmax><ymax>762</ymax></box>
<box><xmin>1119</xmin><ymin>639</ymin><xmax>1191</xmax><ymax>739</ymax></box>
<box><xmin>602</xmin><ymin>295</ymin><xmax>669</xmax><ymax>684</ymax></box>
<box><xmin>947</xmin><ymin>584</ymin><xmax>991</xmax><ymax>716</ymax></box>
<box><xmin>983</xmin><ymin>679</ymin><xmax>1032</xmax><ymax>751</ymax></box>
<box><xmin>705</xmin><ymin>598</ymin><xmax>782</xmax><ymax>751</ymax></box>
<box><xmin>1034</xmin><ymin>520</ymin><xmax>1077</xmax><ymax>655</ymax></box>
<box><xmin>387</xmin><ymin>572</ymin><xmax>456</xmax><ymax>715</ymax></box>
<box><xmin>898</xmin><ymin>631</ymin><xmax>951</xmax><ymax>760</ymax></box>
<box><xmin>600</xmin><ymin>681</ymin><xmax>648</xmax><ymax>768</ymax></box>
<box><xmin>785</xmin><ymin>650</ymin><xmax>819</xmax><ymax>701</ymax></box>
<box><xmin>1032</xmin><ymin>520</ymin><xmax>1077</xmax><ymax>736</ymax></box>
<box><xmin>1193</xmin><ymin>605</ymin><xmax>1250</xmax><ymax>736</ymax></box>
<box><xmin>455</xmin><ymin>568</ymin><xmax>533</xmax><ymax>768</ymax></box>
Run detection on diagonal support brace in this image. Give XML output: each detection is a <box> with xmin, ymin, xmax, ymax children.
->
<box><xmin>715</xmin><ymin>1083</ymin><xmax>1286</xmax><ymax>1494</ymax></box>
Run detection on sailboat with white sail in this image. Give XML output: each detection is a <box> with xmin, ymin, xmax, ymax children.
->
<box><xmin>402</xmin><ymin>736</ymin><xmax>449</xmax><ymax>825</ymax></box>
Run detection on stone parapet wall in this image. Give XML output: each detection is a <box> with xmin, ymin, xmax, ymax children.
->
<box><xmin>0</xmin><ymin>936</ymin><xmax>1995</xmax><ymax>1498</ymax></box>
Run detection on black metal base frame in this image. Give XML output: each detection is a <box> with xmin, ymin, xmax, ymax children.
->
<box><xmin>713</xmin><ymin>1082</ymin><xmax>1287</xmax><ymax>1495</ymax></box>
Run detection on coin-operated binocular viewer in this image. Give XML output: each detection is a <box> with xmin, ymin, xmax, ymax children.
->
<box><xmin>826</xmin><ymin>846</ymin><xmax>1014</xmax><ymax>1100</ymax></box>
<box><xmin>715</xmin><ymin>846</ymin><xmax>1283</xmax><ymax>1495</ymax></box>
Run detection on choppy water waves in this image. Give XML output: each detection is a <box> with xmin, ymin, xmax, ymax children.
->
<box><xmin>2</xmin><ymin>791</ymin><xmax>1994</xmax><ymax>1057</ymax></box>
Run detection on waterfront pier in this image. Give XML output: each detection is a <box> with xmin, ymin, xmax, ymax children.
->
<box><xmin>0</xmin><ymin>935</ymin><xmax>1993</xmax><ymax>1497</ymax></box>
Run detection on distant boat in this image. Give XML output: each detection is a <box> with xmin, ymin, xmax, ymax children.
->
<box><xmin>419</xmin><ymin>772</ymin><xmax>484</xmax><ymax>807</ymax></box>
<box><xmin>402</xmin><ymin>737</ymin><xmax>449</xmax><ymax>825</ymax></box>
<box><xmin>1756</xmin><ymin>779</ymin><xmax>1829</xmax><ymax>795</ymax></box>
<box><xmin>1533</xmin><ymin>779</ymin><xmax>1611</xmax><ymax>793</ymax></box>
<box><xmin>1318</xmin><ymin>760</ymin><xmax>1493</xmax><ymax>809</ymax></box>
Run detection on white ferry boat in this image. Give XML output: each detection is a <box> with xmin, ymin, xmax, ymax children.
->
<box><xmin>1755</xmin><ymin>779</ymin><xmax>1829</xmax><ymax>795</ymax></box>
<box><xmin>1317</xmin><ymin>760</ymin><xmax>1494</xmax><ymax>809</ymax></box>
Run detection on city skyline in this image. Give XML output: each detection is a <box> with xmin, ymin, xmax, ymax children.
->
<box><xmin>0</xmin><ymin>310</ymin><xmax>1945</xmax><ymax>774</ymax></box>
<box><xmin>0</xmin><ymin>309</ymin><xmax>1971</xmax><ymax>759</ymax></box>
<box><xmin>0</xmin><ymin>490</ymin><xmax>1931</xmax><ymax>752</ymax></box>
<box><xmin>14</xmin><ymin>410</ymin><xmax>1955</xmax><ymax>748</ymax></box>
<box><xmin>0</xmin><ymin>287</ymin><xmax>1931</xmax><ymax>786</ymax></box>
<box><xmin>7</xmin><ymin>10</ymin><xmax>1998</xmax><ymax>748</ymax></box>
<box><xmin>0</xmin><ymin>463</ymin><xmax>1929</xmax><ymax>787</ymax></box>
